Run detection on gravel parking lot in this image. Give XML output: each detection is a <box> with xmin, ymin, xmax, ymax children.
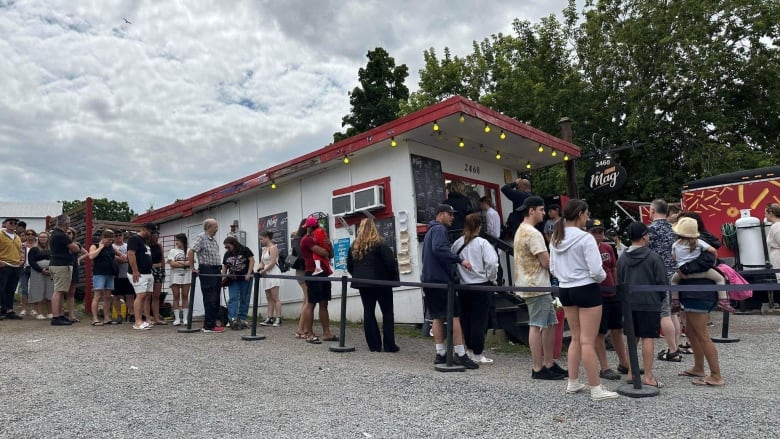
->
<box><xmin>1</xmin><ymin>312</ymin><xmax>778</xmax><ymax>438</ymax></box>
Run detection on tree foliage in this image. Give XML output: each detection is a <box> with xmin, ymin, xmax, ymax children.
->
<box><xmin>62</xmin><ymin>198</ymin><xmax>137</xmax><ymax>222</ymax></box>
<box><xmin>409</xmin><ymin>0</ymin><xmax>779</xmax><ymax>219</ymax></box>
<box><xmin>334</xmin><ymin>47</ymin><xmax>410</xmax><ymax>142</ymax></box>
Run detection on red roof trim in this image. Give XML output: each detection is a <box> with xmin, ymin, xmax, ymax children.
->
<box><xmin>135</xmin><ymin>96</ymin><xmax>581</xmax><ymax>224</ymax></box>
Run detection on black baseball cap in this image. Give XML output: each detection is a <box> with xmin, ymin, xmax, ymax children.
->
<box><xmin>515</xmin><ymin>196</ymin><xmax>545</xmax><ymax>212</ymax></box>
<box><xmin>586</xmin><ymin>219</ymin><xmax>605</xmax><ymax>231</ymax></box>
<box><xmin>436</xmin><ymin>204</ymin><xmax>456</xmax><ymax>214</ymax></box>
<box><xmin>142</xmin><ymin>222</ymin><xmax>158</xmax><ymax>232</ymax></box>
<box><xmin>627</xmin><ymin>222</ymin><xmax>649</xmax><ymax>241</ymax></box>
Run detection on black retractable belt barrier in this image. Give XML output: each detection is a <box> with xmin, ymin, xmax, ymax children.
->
<box><xmin>711</xmin><ymin>310</ymin><xmax>739</xmax><ymax>343</ymax></box>
<box><xmin>330</xmin><ymin>276</ymin><xmax>355</xmax><ymax>352</ymax></box>
<box><xmin>616</xmin><ymin>284</ymin><xmax>659</xmax><ymax>398</ymax></box>
<box><xmin>177</xmin><ymin>272</ymin><xmax>200</xmax><ymax>334</ymax></box>
<box><xmin>242</xmin><ymin>273</ymin><xmax>265</xmax><ymax>341</ymax></box>
<box><xmin>435</xmin><ymin>282</ymin><xmax>465</xmax><ymax>372</ymax></box>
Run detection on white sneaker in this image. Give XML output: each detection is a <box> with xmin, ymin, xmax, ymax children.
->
<box><xmin>566</xmin><ymin>380</ymin><xmax>587</xmax><ymax>394</ymax></box>
<box><xmin>19</xmin><ymin>310</ymin><xmax>27</xmax><ymax>316</ymax></box>
<box><xmin>30</xmin><ymin>309</ymin><xmax>38</xmax><ymax>316</ymax></box>
<box><xmin>590</xmin><ymin>384</ymin><xmax>619</xmax><ymax>401</ymax></box>
<box><xmin>46</xmin><ymin>313</ymin><xmax>53</xmax><ymax>319</ymax></box>
<box><xmin>36</xmin><ymin>314</ymin><xmax>46</xmax><ymax>320</ymax></box>
<box><xmin>172</xmin><ymin>319</ymin><xmax>181</xmax><ymax>326</ymax></box>
<box><xmin>182</xmin><ymin>319</ymin><xmax>188</xmax><ymax>326</ymax></box>
<box><xmin>472</xmin><ymin>354</ymin><xmax>494</xmax><ymax>364</ymax></box>
<box><xmin>272</xmin><ymin>318</ymin><xmax>281</xmax><ymax>327</ymax></box>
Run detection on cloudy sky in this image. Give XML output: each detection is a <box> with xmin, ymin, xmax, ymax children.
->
<box><xmin>1</xmin><ymin>0</ymin><xmax>572</xmax><ymax>215</ymax></box>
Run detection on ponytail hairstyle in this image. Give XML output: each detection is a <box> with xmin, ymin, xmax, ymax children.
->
<box><xmin>551</xmin><ymin>199</ymin><xmax>589</xmax><ymax>248</ymax></box>
<box><xmin>462</xmin><ymin>213</ymin><xmax>482</xmax><ymax>246</ymax></box>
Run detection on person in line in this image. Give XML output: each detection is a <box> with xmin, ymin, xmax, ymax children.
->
<box><xmin>0</xmin><ymin>218</ymin><xmax>24</xmax><ymax>321</ymax></box>
<box><xmin>27</xmin><ymin>231</ymin><xmax>53</xmax><ymax>319</ymax></box>
<box><xmin>291</xmin><ymin>220</ymin><xmax>310</xmax><ymax>339</ymax></box>
<box><xmin>18</xmin><ymin>228</ymin><xmax>37</xmax><ymax>317</ymax></box>
<box><xmin>543</xmin><ymin>204</ymin><xmax>561</xmax><ymax>245</ymax></box>
<box><xmin>299</xmin><ymin>216</ymin><xmax>337</xmax><ymax>343</ymax></box>
<box><xmin>647</xmin><ymin>199</ymin><xmax>683</xmax><ymax>362</ymax></box>
<box><xmin>222</xmin><ymin>236</ymin><xmax>254</xmax><ymax>329</ymax></box>
<box><xmin>189</xmin><ymin>219</ymin><xmax>224</xmax><ymax>333</ymax></box>
<box><xmin>479</xmin><ymin>196</ymin><xmax>501</xmax><ymax>240</ymax></box>
<box><xmin>310</xmin><ymin>220</ymin><xmax>332</xmax><ymax>277</ymax></box>
<box><xmin>670</xmin><ymin>217</ymin><xmax>732</xmax><ymax>312</ymax></box>
<box><xmin>501</xmin><ymin>178</ymin><xmax>533</xmax><ymax>239</ymax></box>
<box><xmin>444</xmin><ymin>180</ymin><xmax>473</xmax><ymax>235</ymax></box>
<box><xmin>587</xmin><ymin>219</ymin><xmax>630</xmax><ymax>381</ymax></box>
<box><xmin>167</xmin><ymin>233</ymin><xmax>191</xmax><ymax>326</ymax></box>
<box><xmin>347</xmin><ymin>218</ymin><xmax>400</xmax><ymax>352</ymax></box>
<box><xmin>88</xmin><ymin>229</ymin><xmax>116</xmax><ymax>326</ymax></box>
<box><xmin>453</xmin><ymin>213</ymin><xmax>498</xmax><ymax>364</ymax></box>
<box><xmin>48</xmin><ymin>216</ymin><xmax>81</xmax><ymax>325</ymax></box>
<box><xmin>128</xmin><ymin>223</ymin><xmax>156</xmax><ymax>330</ymax></box>
<box><xmin>617</xmin><ymin>222</ymin><xmax>667</xmax><ymax>388</ymax></box>
<box><xmin>605</xmin><ymin>229</ymin><xmax>626</xmax><ymax>259</ymax></box>
<box><xmin>65</xmin><ymin>227</ymin><xmax>88</xmax><ymax>322</ymax></box>
<box><xmin>549</xmin><ymin>200</ymin><xmax>617</xmax><ymax>401</ymax></box>
<box><xmin>421</xmin><ymin>204</ymin><xmax>478</xmax><ymax>369</ymax></box>
<box><xmin>513</xmin><ymin>196</ymin><xmax>565</xmax><ymax>379</ymax></box>
<box><xmin>256</xmin><ymin>231</ymin><xmax>281</xmax><ymax>327</ymax></box>
<box><xmin>111</xmin><ymin>232</ymin><xmax>134</xmax><ymax>324</ymax></box>
<box><xmin>766</xmin><ymin>203</ymin><xmax>780</xmax><ymax>283</ymax></box>
<box><xmin>148</xmin><ymin>230</ymin><xmax>167</xmax><ymax>325</ymax></box>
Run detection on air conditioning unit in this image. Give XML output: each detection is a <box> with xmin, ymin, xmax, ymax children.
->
<box><xmin>353</xmin><ymin>185</ymin><xmax>385</xmax><ymax>212</ymax></box>
<box><xmin>331</xmin><ymin>193</ymin><xmax>353</xmax><ymax>216</ymax></box>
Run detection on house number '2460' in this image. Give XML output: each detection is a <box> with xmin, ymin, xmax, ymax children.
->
<box><xmin>464</xmin><ymin>164</ymin><xmax>480</xmax><ymax>174</ymax></box>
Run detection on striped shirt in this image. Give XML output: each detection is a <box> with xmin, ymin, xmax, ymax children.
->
<box><xmin>191</xmin><ymin>232</ymin><xmax>221</xmax><ymax>266</ymax></box>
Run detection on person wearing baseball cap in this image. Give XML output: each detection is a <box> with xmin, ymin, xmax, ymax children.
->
<box><xmin>299</xmin><ymin>216</ymin><xmax>337</xmax><ymax>343</ymax></box>
<box><xmin>616</xmin><ymin>221</ymin><xmax>668</xmax><ymax>387</ymax></box>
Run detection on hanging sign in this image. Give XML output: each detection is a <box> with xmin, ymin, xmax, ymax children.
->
<box><xmin>585</xmin><ymin>158</ymin><xmax>627</xmax><ymax>195</ymax></box>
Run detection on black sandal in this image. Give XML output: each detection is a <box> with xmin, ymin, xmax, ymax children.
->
<box><xmin>657</xmin><ymin>349</ymin><xmax>682</xmax><ymax>362</ymax></box>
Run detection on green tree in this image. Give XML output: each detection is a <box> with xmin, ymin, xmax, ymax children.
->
<box><xmin>334</xmin><ymin>47</ymin><xmax>410</xmax><ymax>142</ymax></box>
<box><xmin>62</xmin><ymin>198</ymin><xmax>137</xmax><ymax>222</ymax></box>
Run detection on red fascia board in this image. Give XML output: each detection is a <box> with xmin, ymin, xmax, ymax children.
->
<box><xmin>135</xmin><ymin>95</ymin><xmax>580</xmax><ymax>224</ymax></box>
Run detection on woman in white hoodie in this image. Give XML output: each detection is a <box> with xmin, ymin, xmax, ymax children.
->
<box><xmin>549</xmin><ymin>199</ymin><xmax>616</xmax><ymax>401</ymax></box>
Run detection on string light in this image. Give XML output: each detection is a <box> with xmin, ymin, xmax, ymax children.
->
<box><xmin>551</xmin><ymin>150</ymin><xmax>558</xmax><ymax>157</ymax></box>
<box><xmin>459</xmin><ymin>113</ymin><xmax>465</xmax><ymax>123</ymax></box>
<box><xmin>458</xmin><ymin>138</ymin><xmax>465</xmax><ymax>148</ymax></box>
<box><xmin>525</xmin><ymin>161</ymin><xmax>532</xmax><ymax>169</ymax></box>
<box><xmin>538</xmin><ymin>145</ymin><xmax>544</xmax><ymax>153</ymax></box>
<box><xmin>433</xmin><ymin>120</ymin><xmax>439</xmax><ymax>131</ymax></box>
<box><xmin>390</xmin><ymin>137</ymin><xmax>397</xmax><ymax>147</ymax></box>
<box><xmin>495</xmin><ymin>151</ymin><xmax>501</xmax><ymax>160</ymax></box>
<box><xmin>271</xmin><ymin>181</ymin><xmax>277</xmax><ymax>189</ymax></box>
<box><xmin>343</xmin><ymin>156</ymin><xmax>350</xmax><ymax>165</ymax></box>
<box><xmin>484</xmin><ymin>123</ymin><xmax>491</xmax><ymax>133</ymax></box>
<box><xmin>500</xmin><ymin>130</ymin><xmax>506</xmax><ymax>140</ymax></box>
<box><xmin>564</xmin><ymin>154</ymin><xmax>570</xmax><ymax>161</ymax></box>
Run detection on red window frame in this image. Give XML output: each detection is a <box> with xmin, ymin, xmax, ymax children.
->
<box><xmin>332</xmin><ymin>176</ymin><xmax>393</xmax><ymax>228</ymax></box>
<box><xmin>442</xmin><ymin>173</ymin><xmax>503</xmax><ymax>219</ymax></box>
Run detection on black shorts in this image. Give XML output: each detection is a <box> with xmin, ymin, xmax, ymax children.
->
<box><xmin>305</xmin><ymin>272</ymin><xmax>332</xmax><ymax>303</ymax></box>
<box><xmin>558</xmin><ymin>283</ymin><xmax>602</xmax><ymax>308</ymax></box>
<box><xmin>423</xmin><ymin>287</ymin><xmax>460</xmax><ymax>320</ymax></box>
<box><xmin>151</xmin><ymin>267</ymin><xmax>165</xmax><ymax>283</ymax></box>
<box><xmin>599</xmin><ymin>295</ymin><xmax>623</xmax><ymax>334</ymax></box>
<box><xmin>629</xmin><ymin>311</ymin><xmax>660</xmax><ymax>339</ymax></box>
<box><xmin>112</xmin><ymin>277</ymin><xmax>135</xmax><ymax>296</ymax></box>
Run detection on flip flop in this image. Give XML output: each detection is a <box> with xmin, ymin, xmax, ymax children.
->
<box><xmin>91</xmin><ymin>321</ymin><xmax>104</xmax><ymax>326</ymax></box>
<box><xmin>643</xmin><ymin>379</ymin><xmax>664</xmax><ymax>388</ymax></box>
<box><xmin>678</xmin><ymin>370</ymin><xmax>706</xmax><ymax>378</ymax></box>
<box><xmin>692</xmin><ymin>378</ymin><xmax>725</xmax><ymax>387</ymax></box>
<box><xmin>306</xmin><ymin>336</ymin><xmax>322</xmax><ymax>344</ymax></box>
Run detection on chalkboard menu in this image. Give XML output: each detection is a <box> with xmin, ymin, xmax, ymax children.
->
<box><xmin>375</xmin><ymin>216</ymin><xmax>397</xmax><ymax>255</ymax></box>
<box><xmin>411</xmin><ymin>154</ymin><xmax>445</xmax><ymax>224</ymax></box>
<box><xmin>257</xmin><ymin>211</ymin><xmax>289</xmax><ymax>257</ymax></box>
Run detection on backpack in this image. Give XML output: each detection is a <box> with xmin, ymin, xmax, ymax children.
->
<box><xmin>715</xmin><ymin>263</ymin><xmax>752</xmax><ymax>301</ymax></box>
<box><xmin>276</xmin><ymin>249</ymin><xmax>290</xmax><ymax>273</ymax></box>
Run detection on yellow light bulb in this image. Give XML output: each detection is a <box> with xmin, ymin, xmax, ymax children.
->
<box><xmin>391</xmin><ymin>137</ymin><xmax>397</xmax><ymax>147</ymax></box>
<box><xmin>459</xmin><ymin>114</ymin><xmax>465</xmax><ymax>123</ymax></box>
<box><xmin>495</xmin><ymin>151</ymin><xmax>501</xmax><ymax>160</ymax></box>
<box><xmin>526</xmin><ymin>161</ymin><xmax>532</xmax><ymax>169</ymax></box>
<box><xmin>538</xmin><ymin>145</ymin><xmax>544</xmax><ymax>153</ymax></box>
<box><xmin>564</xmin><ymin>154</ymin><xmax>569</xmax><ymax>161</ymax></box>
<box><xmin>271</xmin><ymin>181</ymin><xmax>277</xmax><ymax>189</ymax></box>
<box><xmin>458</xmin><ymin>138</ymin><xmax>464</xmax><ymax>148</ymax></box>
<box><xmin>433</xmin><ymin>121</ymin><xmax>439</xmax><ymax>131</ymax></box>
<box><xmin>484</xmin><ymin>124</ymin><xmax>491</xmax><ymax>133</ymax></box>
<box><xmin>500</xmin><ymin>131</ymin><xmax>506</xmax><ymax>140</ymax></box>
<box><xmin>343</xmin><ymin>156</ymin><xmax>350</xmax><ymax>165</ymax></box>
<box><xmin>551</xmin><ymin>150</ymin><xmax>558</xmax><ymax>157</ymax></box>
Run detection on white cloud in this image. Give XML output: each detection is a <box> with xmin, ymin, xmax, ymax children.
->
<box><xmin>0</xmin><ymin>0</ymin><xmax>570</xmax><ymax>213</ymax></box>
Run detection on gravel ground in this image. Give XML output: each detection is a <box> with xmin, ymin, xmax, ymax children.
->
<box><xmin>1</xmin><ymin>312</ymin><xmax>778</xmax><ymax>438</ymax></box>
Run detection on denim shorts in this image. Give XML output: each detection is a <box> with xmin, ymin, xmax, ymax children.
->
<box><xmin>524</xmin><ymin>293</ymin><xmax>558</xmax><ymax>328</ymax></box>
<box><xmin>681</xmin><ymin>298</ymin><xmax>715</xmax><ymax>313</ymax></box>
<box><xmin>93</xmin><ymin>274</ymin><xmax>114</xmax><ymax>291</ymax></box>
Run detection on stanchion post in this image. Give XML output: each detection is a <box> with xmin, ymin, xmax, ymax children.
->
<box><xmin>435</xmin><ymin>282</ymin><xmax>465</xmax><ymax>372</ymax></box>
<box><xmin>330</xmin><ymin>276</ymin><xmax>355</xmax><ymax>352</ymax></box>
<box><xmin>242</xmin><ymin>272</ymin><xmax>265</xmax><ymax>341</ymax></box>
<box><xmin>616</xmin><ymin>284</ymin><xmax>659</xmax><ymax>398</ymax></box>
<box><xmin>711</xmin><ymin>309</ymin><xmax>739</xmax><ymax>343</ymax></box>
<box><xmin>178</xmin><ymin>272</ymin><xmax>200</xmax><ymax>333</ymax></box>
